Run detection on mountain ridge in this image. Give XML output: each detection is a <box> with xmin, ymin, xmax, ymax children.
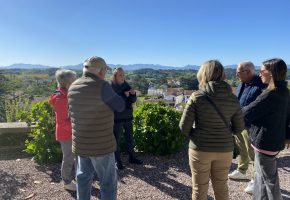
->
<box><xmin>1</xmin><ymin>63</ymin><xmax>290</xmax><ymax>70</ymax></box>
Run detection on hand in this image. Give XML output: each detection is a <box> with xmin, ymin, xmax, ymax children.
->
<box><xmin>129</xmin><ymin>89</ymin><xmax>136</xmax><ymax>95</ymax></box>
<box><xmin>124</xmin><ymin>91</ymin><xmax>130</xmax><ymax>97</ymax></box>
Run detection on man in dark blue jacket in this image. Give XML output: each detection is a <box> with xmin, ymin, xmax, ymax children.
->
<box><xmin>228</xmin><ymin>61</ymin><xmax>266</xmax><ymax>194</ymax></box>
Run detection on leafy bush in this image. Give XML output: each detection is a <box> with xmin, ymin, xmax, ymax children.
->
<box><xmin>23</xmin><ymin>100</ymin><xmax>62</xmax><ymax>163</ymax></box>
<box><xmin>133</xmin><ymin>103</ymin><xmax>185</xmax><ymax>155</ymax></box>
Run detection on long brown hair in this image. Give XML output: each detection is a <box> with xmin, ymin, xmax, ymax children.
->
<box><xmin>263</xmin><ymin>58</ymin><xmax>287</xmax><ymax>90</ymax></box>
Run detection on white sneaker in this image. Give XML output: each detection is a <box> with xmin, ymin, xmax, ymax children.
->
<box><xmin>64</xmin><ymin>181</ymin><xmax>76</xmax><ymax>191</ymax></box>
<box><xmin>228</xmin><ymin>170</ymin><xmax>248</xmax><ymax>180</ymax></box>
<box><xmin>244</xmin><ymin>179</ymin><xmax>254</xmax><ymax>194</ymax></box>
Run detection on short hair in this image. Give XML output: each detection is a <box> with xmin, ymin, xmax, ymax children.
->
<box><xmin>111</xmin><ymin>67</ymin><xmax>124</xmax><ymax>83</ymax></box>
<box><xmin>263</xmin><ymin>58</ymin><xmax>287</xmax><ymax>83</ymax></box>
<box><xmin>197</xmin><ymin>60</ymin><xmax>225</xmax><ymax>88</ymax></box>
<box><xmin>83</xmin><ymin>56</ymin><xmax>108</xmax><ymax>73</ymax></box>
<box><xmin>55</xmin><ymin>69</ymin><xmax>77</xmax><ymax>88</ymax></box>
<box><xmin>238</xmin><ymin>61</ymin><xmax>255</xmax><ymax>74</ymax></box>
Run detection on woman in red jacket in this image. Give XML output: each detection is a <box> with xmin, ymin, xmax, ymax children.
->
<box><xmin>49</xmin><ymin>69</ymin><xmax>77</xmax><ymax>191</ymax></box>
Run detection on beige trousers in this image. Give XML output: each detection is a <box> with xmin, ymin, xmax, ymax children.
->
<box><xmin>188</xmin><ymin>148</ymin><xmax>233</xmax><ymax>200</ymax></box>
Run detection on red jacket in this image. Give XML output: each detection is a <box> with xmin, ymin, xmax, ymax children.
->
<box><xmin>49</xmin><ymin>87</ymin><xmax>72</xmax><ymax>141</ymax></box>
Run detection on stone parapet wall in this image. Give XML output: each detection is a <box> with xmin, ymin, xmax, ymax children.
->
<box><xmin>0</xmin><ymin>122</ymin><xmax>31</xmax><ymax>159</ymax></box>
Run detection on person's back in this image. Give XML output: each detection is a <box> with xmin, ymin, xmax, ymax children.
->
<box><xmin>68</xmin><ymin>56</ymin><xmax>124</xmax><ymax>200</ymax></box>
<box><xmin>179</xmin><ymin>60</ymin><xmax>244</xmax><ymax>200</ymax></box>
<box><xmin>69</xmin><ymin>72</ymin><xmax>116</xmax><ymax>156</ymax></box>
<box><xmin>184</xmin><ymin>81</ymin><xmax>244</xmax><ymax>152</ymax></box>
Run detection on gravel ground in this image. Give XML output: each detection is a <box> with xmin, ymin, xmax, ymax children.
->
<box><xmin>1</xmin><ymin>148</ymin><xmax>289</xmax><ymax>200</ymax></box>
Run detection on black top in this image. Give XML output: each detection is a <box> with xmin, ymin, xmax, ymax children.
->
<box><xmin>242</xmin><ymin>81</ymin><xmax>290</xmax><ymax>151</ymax></box>
<box><xmin>111</xmin><ymin>81</ymin><xmax>137</xmax><ymax>122</ymax></box>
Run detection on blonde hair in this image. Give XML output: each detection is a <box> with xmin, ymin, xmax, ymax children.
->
<box><xmin>111</xmin><ymin>67</ymin><xmax>124</xmax><ymax>83</ymax></box>
<box><xmin>197</xmin><ymin>60</ymin><xmax>225</xmax><ymax>88</ymax></box>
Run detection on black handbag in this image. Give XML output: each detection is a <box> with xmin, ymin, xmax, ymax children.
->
<box><xmin>202</xmin><ymin>91</ymin><xmax>240</xmax><ymax>158</ymax></box>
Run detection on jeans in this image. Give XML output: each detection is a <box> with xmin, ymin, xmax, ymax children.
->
<box><xmin>114</xmin><ymin>121</ymin><xmax>135</xmax><ymax>163</ymax></box>
<box><xmin>59</xmin><ymin>140</ymin><xmax>75</xmax><ymax>184</ymax></box>
<box><xmin>76</xmin><ymin>153</ymin><xmax>117</xmax><ymax>200</ymax></box>
<box><xmin>188</xmin><ymin>149</ymin><xmax>233</xmax><ymax>200</ymax></box>
<box><xmin>253</xmin><ymin>150</ymin><xmax>282</xmax><ymax>200</ymax></box>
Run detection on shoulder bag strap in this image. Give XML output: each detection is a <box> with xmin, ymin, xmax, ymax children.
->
<box><xmin>202</xmin><ymin>91</ymin><xmax>231</xmax><ymax>131</ymax></box>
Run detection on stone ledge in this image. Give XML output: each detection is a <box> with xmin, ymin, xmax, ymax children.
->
<box><xmin>0</xmin><ymin>122</ymin><xmax>31</xmax><ymax>134</ymax></box>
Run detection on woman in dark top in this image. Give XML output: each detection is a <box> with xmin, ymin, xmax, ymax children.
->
<box><xmin>111</xmin><ymin>67</ymin><xmax>143</xmax><ymax>170</ymax></box>
<box><xmin>242</xmin><ymin>58</ymin><xmax>289</xmax><ymax>200</ymax></box>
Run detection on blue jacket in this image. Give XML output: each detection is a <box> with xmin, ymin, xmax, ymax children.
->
<box><xmin>236</xmin><ymin>75</ymin><xmax>265</xmax><ymax>127</ymax></box>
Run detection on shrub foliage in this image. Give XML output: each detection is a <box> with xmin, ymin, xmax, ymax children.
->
<box><xmin>23</xmin><ymin>100</ymin><xmax>62</xmax><ymax>163</ymax></box>
<box><xmin>133</xmin><ymin>103</ymin><xmax>185</xmax><ymax>155</ymax></box>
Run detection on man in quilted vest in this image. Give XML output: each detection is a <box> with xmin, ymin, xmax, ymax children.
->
<box><xmin>68</xmin><ymin>56</ymin><xmax>125</xmax><ymax>200</ymax></box>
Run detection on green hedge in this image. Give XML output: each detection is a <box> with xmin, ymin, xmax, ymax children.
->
<box><xmin>23</xmin><ymin>100</ymin><xmax>62</xmax><ymax>164</ymax></box>
<box><xmin>22</xmin><ymin>101</ymin><xmax>185</xmax><ymax>163</ymax></box>
<box><xmin>133</xmin><ymin>103</ymin><xmax>185</xmax><ymax>155</ymax></box>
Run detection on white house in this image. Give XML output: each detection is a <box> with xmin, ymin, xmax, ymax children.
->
<box><xmin>147</xmin><ymin>87</ymin><xmax>164</xmax><ymax>96</ymax></box>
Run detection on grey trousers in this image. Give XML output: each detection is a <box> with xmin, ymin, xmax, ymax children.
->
<box><xmin>59</xmin><ymin>140</ymin><xmax>75</xmax><ymax>184</ymax></box>
<box><xmin>253</xmin><ymin>150</ymin><xmax>282</xmax><ymax>200</ymax></box>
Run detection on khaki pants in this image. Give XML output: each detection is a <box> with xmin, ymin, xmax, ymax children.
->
<box><xmin>188</xmin><ymin>149</ymin><xmax>232</xmax><ymax>200</ymax></box>
<box><xmin>235</xmin><ymin>129</ymin><xmax>255</xmax><ymax>178</ymax></box>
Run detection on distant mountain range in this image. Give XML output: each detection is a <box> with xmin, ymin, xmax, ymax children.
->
<box><xmin>0</xmin><ymin>63</ymin><xmax>201</xmax><ymax>70</ymax></box>
<box><xmin>0</xmin><ymin>63</ymin><xmax>289</xmax><ymax>70</ymax></box>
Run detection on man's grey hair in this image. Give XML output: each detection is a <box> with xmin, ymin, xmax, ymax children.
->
<box><xmin>55</xmin><ymin>69</ymin><xmax>77</xmax><ymax>88</ymax></box>
<box><xmin>238</xmin><ymin>61</ymin><xmax>255</xmax><ymax>74</ymax></box>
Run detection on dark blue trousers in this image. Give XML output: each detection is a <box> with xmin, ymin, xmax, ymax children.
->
<box><xmin>113</xmin><ymin>120</ymin><xmax>135</xmax><ymax>163</ymax></box>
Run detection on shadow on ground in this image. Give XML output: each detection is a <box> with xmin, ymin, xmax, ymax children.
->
<box><xmin>0</xmin><ymin>169</ymin><xmax>29</xmax><ymax>200</ymax></box>
<box><xmin>34</xmin><ymin>162</ymin><xmax>100</xmax><ymax>199</ymax></box>
<box><xmin>117</xmin><ymin>148</ymin><xmax>206</xmax><ymax>200</ymax></box>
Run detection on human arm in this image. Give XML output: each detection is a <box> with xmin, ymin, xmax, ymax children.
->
<box><xmin>179</xmin><ymin>95</ymin><xmax>196</xmax><ymax>136</ymax></box>
<box><xmin>242</xmin><ymin>91</ymin><xmax>273</xmax><ymax>124</ymax></box>
<box><xmin>231</xmin><ymin>106</ymin><xmax>245</xmax><ymax>135</ymax></box>
<box><xmin>102</xmin><ymin>82</ymin><xmax>125</xmax><ymax>112</ymax></box>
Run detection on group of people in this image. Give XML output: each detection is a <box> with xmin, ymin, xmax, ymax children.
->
<box><xmin>49</xmin><ymin>56</ymin><xmax>289</xmax><ymax>200</ymax></box>
<box><xmin>50</xmin><ymin>56</ymin><xmax>142</xmax><ymax>199</ymax></box>
<box><xmin>180</xmin><ymin>58</ymin><xmax>290</xmax><ymax>200</ymax></box>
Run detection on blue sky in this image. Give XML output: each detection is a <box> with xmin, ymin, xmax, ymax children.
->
<box><xmin>0</xmin><ymin>0</ymin><xmax>289</xmax><ymax>67</ymax></box>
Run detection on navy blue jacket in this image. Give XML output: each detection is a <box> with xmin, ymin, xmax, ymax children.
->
<box><xmin>111</xmin><ymin>81</ymin><xmax>137</xmax><ymax>122</ymax></box>
<box><xmin>236</xmin><ymin>75</ymin><xmax>266</xmax><ymax>127</ymax></box>
<box><xmin>242</xmin><ymin>81</ymin><xmax>289</xmax><ymax>151</ymax></box>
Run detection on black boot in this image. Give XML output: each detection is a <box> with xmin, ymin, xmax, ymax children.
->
<box><xmin>129</xmin><ymin>157</ymin><xmax>143</xmax><ymax>165</ymax></box>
